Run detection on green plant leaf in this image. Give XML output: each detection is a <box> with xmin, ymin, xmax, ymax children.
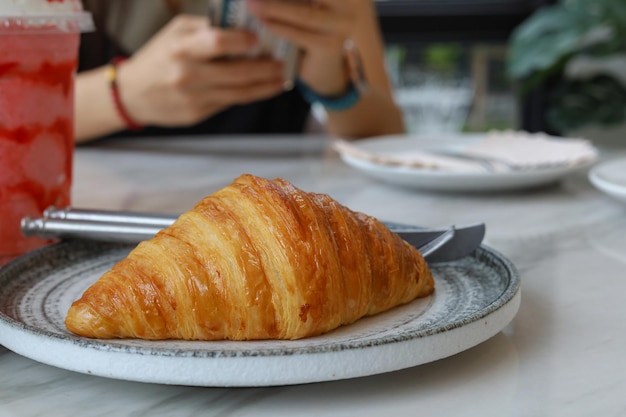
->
<box><xmin>601</xmin><ymin>0</ymin><xmax>626</xmax><ymax>41</ymax></box>
<box><xmin>547</xmin><ymin>76</ymin><xmax>626</xmax><ymax>130</ymax></box>
<box><xmin>508</xmin><ymin>7</ymin><xmax>585</xmax><ymax>78</ymax></box>
<box><xmin>507</xmin><ymin>0</ymin><xmax>626</xmax><ymax>131</ymax></box>
<box><xmin>507</xmin><ymin>0</ymin><xmax>625</xmax><ymax>79</ymax></box>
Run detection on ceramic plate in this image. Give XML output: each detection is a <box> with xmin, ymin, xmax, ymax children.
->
<box><xmin>588</xmin><ymin>157</ymin><xmax>626</xmax><ymax>203</ymax></box>
<box><xmin>0</xmin><ymin>240</ymin><xmax>520</xmax><ymax>387</ymax></box>
<box><xmin>337</xmin><ymin>134</ymin><xmax>596</xmax><ymax>192</ymax></box>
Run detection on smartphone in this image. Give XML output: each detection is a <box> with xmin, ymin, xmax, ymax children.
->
<box><xmin>207</xmin><ymin>0</ymin><xmax>303</xmax><ymax>90</ymax></box>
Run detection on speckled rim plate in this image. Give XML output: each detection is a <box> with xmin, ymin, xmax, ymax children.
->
<box><xmin>0</xmin><ymin>240</ymin><xmax>520</xmax><ymax>387</ymax></box>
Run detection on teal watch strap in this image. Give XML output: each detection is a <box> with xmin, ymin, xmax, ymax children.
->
<box><xmin>296</xmin><ymin>79</ymin><xmax>360</xmax><ymax>111</ymax></box>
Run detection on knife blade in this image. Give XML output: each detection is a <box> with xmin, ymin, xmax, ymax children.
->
<box><xmin>421</xmin><ymin>223</ymin><xmax>485</xmax><ymax>262</ymax></box>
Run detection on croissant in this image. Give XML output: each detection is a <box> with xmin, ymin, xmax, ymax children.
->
<box><xmin>65</xmin><ymin>174</ymin><xmax>434</xmax><ymax>340</ymax></box>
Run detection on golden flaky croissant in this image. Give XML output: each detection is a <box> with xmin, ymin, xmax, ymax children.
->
<box><xmin>65</xmin><ymin>174</ymin><xmax>434</xmax><ymax>340</ymax></box>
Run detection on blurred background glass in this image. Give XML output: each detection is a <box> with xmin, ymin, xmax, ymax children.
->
<box><xmin>376</xmin><ymin>0</ymin><xmax>554</xmax><ymax>135</ymax></box>
<box><xmin>386</xmin><ymin>42</ymin><xmax>515</xmax><ymax>134</ymax></box>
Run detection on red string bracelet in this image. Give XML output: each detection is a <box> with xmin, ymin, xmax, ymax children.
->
<box><xmin>106</xmin><ymin>56</ymin><xmax>144</xmax><ymax>131</ymax></box>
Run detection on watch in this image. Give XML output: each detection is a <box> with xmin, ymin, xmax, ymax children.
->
<box><xmin>295</xmin><ymin>78</ymin><xmax>360</xmax><ymax>111</ymax></box>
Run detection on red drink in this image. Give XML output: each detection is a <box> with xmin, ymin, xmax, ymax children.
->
<box><xmin>0</xmin><ymin>19</ymin><xmax>84</xmax><ymax>265</ymax></box>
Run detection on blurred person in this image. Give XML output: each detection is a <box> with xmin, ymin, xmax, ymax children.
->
<box><xmin>75</xmin><ymin>0</ymin><xmax>404</xmax><ymax>143</ymax></box>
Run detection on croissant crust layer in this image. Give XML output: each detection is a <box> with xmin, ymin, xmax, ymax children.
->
<box><xmin>65</xmin><ymin>174</ymin><xmax>434</xmax><ymax>340</ymax></box>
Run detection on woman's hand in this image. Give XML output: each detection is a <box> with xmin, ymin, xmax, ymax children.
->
<box><xmin>246</xmin><ymin>0</ymin><xmax>362</xmax><ymax>96</ymax></box>
<box><xmin>246</xmin><ymin>0</ymin><xmax>404</xmax><ymax>138</ymax></box>
<box><xmin>74</xmin><ymin>3</ymin><xmax>403</xmax><ymax>142</ymax></box>
<box><xmin>116</xmin><ymin>15</ymin><xmax>286</xmax><ymax>127</ymax></box>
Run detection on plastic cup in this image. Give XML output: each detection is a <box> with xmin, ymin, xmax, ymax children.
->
<box><xmin>0</xmin><ymin>9</ymin><xmax>94</xmax><ymax>266</ymax></box>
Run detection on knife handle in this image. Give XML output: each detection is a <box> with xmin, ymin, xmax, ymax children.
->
<box><xmin>44</xmin><ymin>206</ymin><xmax>177</xmax><ymax>228</ymax></box>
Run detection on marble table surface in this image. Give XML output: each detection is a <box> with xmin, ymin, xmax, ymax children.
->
<box><xmin>1</xmin><ymin>134</ymin><xmax>625</xmax><ymax>417</ymax></box>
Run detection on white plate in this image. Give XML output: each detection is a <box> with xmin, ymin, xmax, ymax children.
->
<box><xmin>338</xmin><ymin>134</ymin><xmax>596</xmax><ymax>192</ymax></box>
<box><xmin>0</xmin><ymin>240</ymin><xmax>520</xmax><ymax>387</ymax></box>
<box><xmin>589</xmin><ymin>157</ymin><xmax>626</xmax><ymax>203</ymax></box>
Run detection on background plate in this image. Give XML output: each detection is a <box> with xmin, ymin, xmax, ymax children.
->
<box><xmin>338</xmin><ymin>135</ymin><xmax>595</xmax><ymax>192</ymax></box>
<box><xmin>0</xmin><ymin>240</ymin><xmax>520</xmax><ymax>387</ymax></box>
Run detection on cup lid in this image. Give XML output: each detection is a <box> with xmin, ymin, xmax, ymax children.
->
<box><xmin>0</xmin><ymin>11</ymin><xmax>94</xmax><ymax>33</ymax></box>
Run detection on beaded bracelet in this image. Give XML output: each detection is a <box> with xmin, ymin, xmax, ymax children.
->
<box><xmin>106</xmin><ymin>57</ymin><xmax>144</xmax><ymax>131</ymax></box>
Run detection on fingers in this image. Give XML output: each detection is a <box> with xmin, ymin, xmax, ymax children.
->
<box><xmin>161</xmin><ymin>78</ymin><xmax>286</xmax><ymax>126</ymax></box>
<box><xmin>246</xmin><ymin>0</ymin><xmax>353</xmax><ymax>56</ymax></box>
<box><xmin>259</xmin><ymin>18</ymin><xmax>338</xmax><ymax>51</ymax></box>
<box><xmin>165</xmin><ymin>57</ymin><xmax>287</xmax><ymax>110</ymax></box>
<box><xmin>129</xmin><ymin>58</ymin><xmax>285</xmax><ymax>126</ymax></box>
<box><xmin>247</xmin><ymin>0</ymin><xmax>352</xmax><ymax>37</ymax></box>
<box><xmin>175</xmin><ymin>29</ymin><xmax>259</xmax><ymax>61</ymax></box>
<box><xmin>247</xmin><ymin>0</ymin><xmax>325</xmax><ymax>32</ymax></box>
<box><xmin>178</xmin><ymin>58</ymin><xmax>285</xmax><ymax>91</ymax></box>
<box><xmin>164</xmin><ymin>15</ymin><xmax>259</xmax><ymax>61</ymax></box>
<box><xmin>205</xmin><ymin>79</ymin><xmax>287</xmax><ymax>107</ymax></box>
